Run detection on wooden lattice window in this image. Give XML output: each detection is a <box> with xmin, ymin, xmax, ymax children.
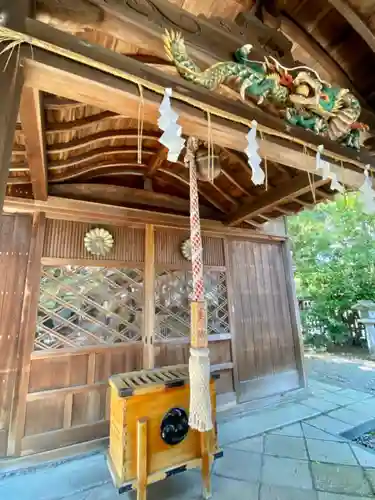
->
<box><xmin>35</xmin><ymin>266</ymin><xmax>144</xmax><ymax>350</ymax></box>
<box><xmin>155</xmin><ymin>269</ymin><xmax>230</xmax><ymax>340</ymax></box>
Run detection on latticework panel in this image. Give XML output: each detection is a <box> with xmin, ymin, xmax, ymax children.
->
<box><xmin>35</xmin><ymin>266</ymin><xmax>144</xmax><ymax>350</ymax></box>
<box><xmin>154</xmin><ymin>269</ymin><xmax>230</xmax><ymax>340</ymax></box>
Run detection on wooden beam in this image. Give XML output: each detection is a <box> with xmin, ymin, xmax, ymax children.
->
<box><xmin>19</xmin><ymin>87</ymin><xmax>48</xmax><ymax>200</ymax></box>
<box><xmin>3</xmin><ymin>196</ymin><xmax>287</xmax><ymax>241</ymax></box>
<box><xmin>72</xmin><ymin>0</ymin><xmax>294</xmax><ymax>66</ymax></box>
<box><xmin>21</xmin><ymin>19</ymin><xmax>375</xmax><ymax>177</ymax></box>
<box><xmin>327</xmin><ymin>0</ymin><xmax>375</xmax><ymax>54</ymax></box>
<box><xmin>146</xmin><ymin>146</ymin><xmax>168</xmax><ymax>177</ymax></box>
<box><xmin>48</xmin><ymin>183</ymin><xmax>218</xmax><ymax>218</ymax></box>
<box><xmin>0</xmin><ymin>0</ymin><xmax>31</xmax><ymax>211</ymax></box>
<box><xmin>227</xmin><ymin>174</ymin><xmax>328</xmax><ymax>226</ymax></box>
<box><xmin>21</xmin><ymin>53</ymin><xmax>370</xmax><ymax>193</ymax></box>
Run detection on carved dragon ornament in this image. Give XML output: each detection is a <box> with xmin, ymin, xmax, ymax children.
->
<box><xmin>164</xmin><ymin>30</ymin><xmax>368</xmax><ymax>151</ymax></box>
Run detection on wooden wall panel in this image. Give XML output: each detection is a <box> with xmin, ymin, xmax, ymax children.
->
<box><xmin>25</xmin><ymin>396</ymin><xmax>65</xmax><ymax>436</ymax></box>
<box><xmin>43</xmin><ymin>219</ymin><xmax>145</xmax><ymax>262</ymax></box>
<box><xmin>20</xmin><ymin>344</ymin><xmax>143</xmax><ymax>455</ymax></box>
<box><xmin>155</xmin><ymin>228</ymin><xmax>225</xmax><ymax>267</ymax></box>
<box><xmin>29</xmin><ymin>357</ymin><xmax>71</xmax><ymax>392</ymax></box>
<box><xmin>0</xmin><ymin>213</ymin><xmax>33</xmax><ymax>457</ymax></box>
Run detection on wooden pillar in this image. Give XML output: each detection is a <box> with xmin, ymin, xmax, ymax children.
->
<box><xmin>0</xmin><ymin>1</ymin><xmax>31</xmax><ymax>211</ymax></box>
<box><xmin>143</xmin><ymin>224</ymin><xmax>155</xmax><ymax>369</ymax></box>
<box><xmin>281</xmin><ymin>238</ymin><xmax>307</xmax><ymax>388</ymax></box>
<box><xmin>7</xmin><ymin>211</ymin><xmax>46</xmax><ymax>456</ymax></box>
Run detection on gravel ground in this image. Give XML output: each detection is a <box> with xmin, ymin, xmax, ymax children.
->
<box><xmin>354</xmin><ymin>431</ymin><xmax>375</xmax><ymax>450</ymax></box>
<box><xmin>306</xmin><ymin>351</ymin><xmax>375</xmax><ymax>394</ymax></box>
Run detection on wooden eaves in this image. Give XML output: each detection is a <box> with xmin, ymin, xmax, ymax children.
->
<box><xmin>1</xmin><ymin>1</ymin><xmax>374</xmax><ymax>226</ymax></box>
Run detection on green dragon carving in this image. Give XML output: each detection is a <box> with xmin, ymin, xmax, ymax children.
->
<box><xmin>163</xmin><ymin>30</ymin><xmax>367</xmax><ymax>150</ymax></box>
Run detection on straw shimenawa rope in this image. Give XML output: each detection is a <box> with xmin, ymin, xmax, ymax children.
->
<box><xmin>0</xmin><ymin>25</ymin><xmax>369</xmax><ymax>173</ymax></box>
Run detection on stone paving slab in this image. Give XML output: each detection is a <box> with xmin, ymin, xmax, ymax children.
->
<box><xmin>311</xmin><ymin>463</ymin><xmax>373</xmax><ymax>496</ymax></box>
<box><xmin>213</xmin><ymin>447</ymin><xmax>262</xmax><ymax>483</ymax></box>
<box><xmin>308</xmin><ymin>381</ymin><xmax>343</xmax><ymax>393</ymax></box>
<box><xmin>262</xmin><ymin>455</ymin><xmax>313</xmax><ymax>490</ymax></box>
<box><xmin>338</xmin><ymin>389</ymin><xmax>373</xmax><ymax>401</ymax></box>
<box><xmin>346</xmin><ymin>399</ymin><xmax>375</xmax><ymax>415</ymax></box>
<box><xmin>364</xmin><ymin>468</ymin><xmax>375</xmax><ymax>490</ymax></box>
<box><xmin>317</xmin><ymin>493</ymin><xmax>373</xmax><ymax>500</ymax></box>
<box><xmin>306</xmin><ymin>415</ymin><xmax>353</xmax><ymax>434</ymax></box>
<box><xmin>314</xmin><ymin>391</ymin><xmax>357</xmax><ymax>407</ymax></box>
<box><xmin>227</xmin><ymin>435</ymin><xmax>264</xmax><ymax>453</ymax></box>
<box><xmin>219</xmin><ymin>403</ymin><xmax>320</xmax><ymax>445</ymax></box>
<box><xmin>270</xmin><ymin>422</ymin><xmax>303</xmax><ymax>437</ymax></box>
<box><xmin>0</xmin><ymin>453</ymin><xmax>110</xmax><ymax>500</ymax></box>
<box><xmin>301</xmin><ymin>396</ymin><xmax>340</xmax><ymax>412</ymax></box>
<box><xmin>352</xmin><ymin>445</ymin><xmax>375</xmax><ymax>468</ymax></box>
<box><xmin>264</xmin><ymin>434</ymin><xmax>308</xmax><ymax>460</ymax></box>
<box><xmin>301</xmin><ymin>423</ymin><xmax>347</xmax><ymax>442</ymax></box>
<box><xmin>260</xmin><ymin>484</ymin><xmax>318</xmax><ymax>500</ymax></box>
<box><xmin>327</xmin><ymin>407</ymin><xmax>371</xmax><ymax>426</ymax></box>
<box><xmin>306</xmin><ymin>439</ymin><xmax>357</xmax><ymax>466</ymax></box>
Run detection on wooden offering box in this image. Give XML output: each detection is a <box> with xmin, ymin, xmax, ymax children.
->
<box><xmin>107</xmin><ymin>365</ymin><xmax>221</xmax><ymax>498</ymax></box>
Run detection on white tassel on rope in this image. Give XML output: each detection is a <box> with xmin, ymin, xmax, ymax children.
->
<box><xmin>158</xmin><ymin>87</ymin><xmax>185</xmax><ymax>162</ymax></box>
<box><xmin>185</xmin><ymin>137</ymin><xmax>213</xmax><ymax>432</ymax></box>
<box><xmin>244</xmin><ymin>120</ymin><xmax>265</xmax><ymax>186</ymax></box>
<box><xmin>188</xmin><ymin>347</ymin><xmax>213</xmax><ymax>432</ymax></box>
<box><xmin>316</xmin><ymin>145</ymin><xmax>345</xmax><ymax>193</ymax></box>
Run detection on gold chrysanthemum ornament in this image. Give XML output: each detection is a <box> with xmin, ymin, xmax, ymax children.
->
<box><xmin>84</xmin><ymin>228</ymin><xmax>114</xmax><ymax>256</ymax></box>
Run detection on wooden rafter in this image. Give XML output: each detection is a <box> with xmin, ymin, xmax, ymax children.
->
<box><xmin>19</xmin><ymin>87</ymin><xmax>48</xmax><ymax>200</ymax></box>
<box><xmin>48</xmin><ymin>130</ymin><xmax>160</xmax><ymax>154</ymax></box>
<box><xmin>21</xmin><ymin>18</ymin><xmax>375</xmax><ymax>179</ymax></box>
<box><xmin>48</xmin><ymin>183</ymin><xmax>218</xmax><ymax>218</ymax></box>
<box><xmin>146</xmin><ymin>146</ymin><xmax>168</xmax><ymax>177</ymax></box>
<box><xmin>47</xmin><ymin>147</ymin><xmax>153</xmax><ymax>169</ymax></box>
<box><xmin>48</xmin><ymin>164</ymin><xmax>146</xmax><ymax>183</ymax></box>
<box><xmin>160</xmin><ymin>168</ymin><xmax>227</xmax><ymax>214</ymax></box>
<box><xmin>327</xmin><ymin>0</ymin><xmax>375</xmax><ymax>54</ymax></box>
<box><xmin>280</xmin><ymin>16</ymin><xmax>358</xmax><ymax>92</ymax></box>
<box><xmin>227</xmin><ymin>174</ymin><xmax>328</xmax><ymax>226</ymax></box>
<box><xmin>220</xmin><ymin>149</ymin><xmax>313</xmax><ymax>217</ymax></box>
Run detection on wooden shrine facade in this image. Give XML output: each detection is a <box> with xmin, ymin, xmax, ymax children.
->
<box><xmin>0</xmin><ymin>205</ymin><xmax>302</xmax><ymax>458</ymax></box>
<box><xmin>0</xmin><ymin>0</ymin><xmax>375</xmax><ymax>459</ymax></box>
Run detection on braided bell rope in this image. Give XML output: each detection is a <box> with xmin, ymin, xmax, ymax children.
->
<box><xmin>184</xmin><ymin>137</ymin><xmax>204</xmax><ymax>301</ymax></box>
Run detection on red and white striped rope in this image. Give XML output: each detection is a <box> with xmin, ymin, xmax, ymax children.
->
<box><xmin>185</xmin><ymin>137</ymin><xmax>204</xmax><ymax>302</ymax></box>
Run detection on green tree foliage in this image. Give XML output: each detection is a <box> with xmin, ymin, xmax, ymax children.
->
<box><xmin>288</xmin><ymin>193</ymin><xmax>375</xmax><ymax>346</ymax></box>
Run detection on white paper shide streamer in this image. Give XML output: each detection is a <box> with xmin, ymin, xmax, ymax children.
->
<box><xmin>158</xmin><ymin>88</ymin><xmax>185</xmax><ymax>162</ymax></box>
<box><xmin>244</xmin><ymin>120</ymin><xmax>265</xmax><ymax>185</ymax></box>
<box><xmin>315</xmin><ymin>145</ymin><xmax>344</xmax><ymax>193</ymax></box>
<box><xmin>359</xmin><ymin>165</ymin><xmax>375</xmax><ymax>214</ymax></box>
